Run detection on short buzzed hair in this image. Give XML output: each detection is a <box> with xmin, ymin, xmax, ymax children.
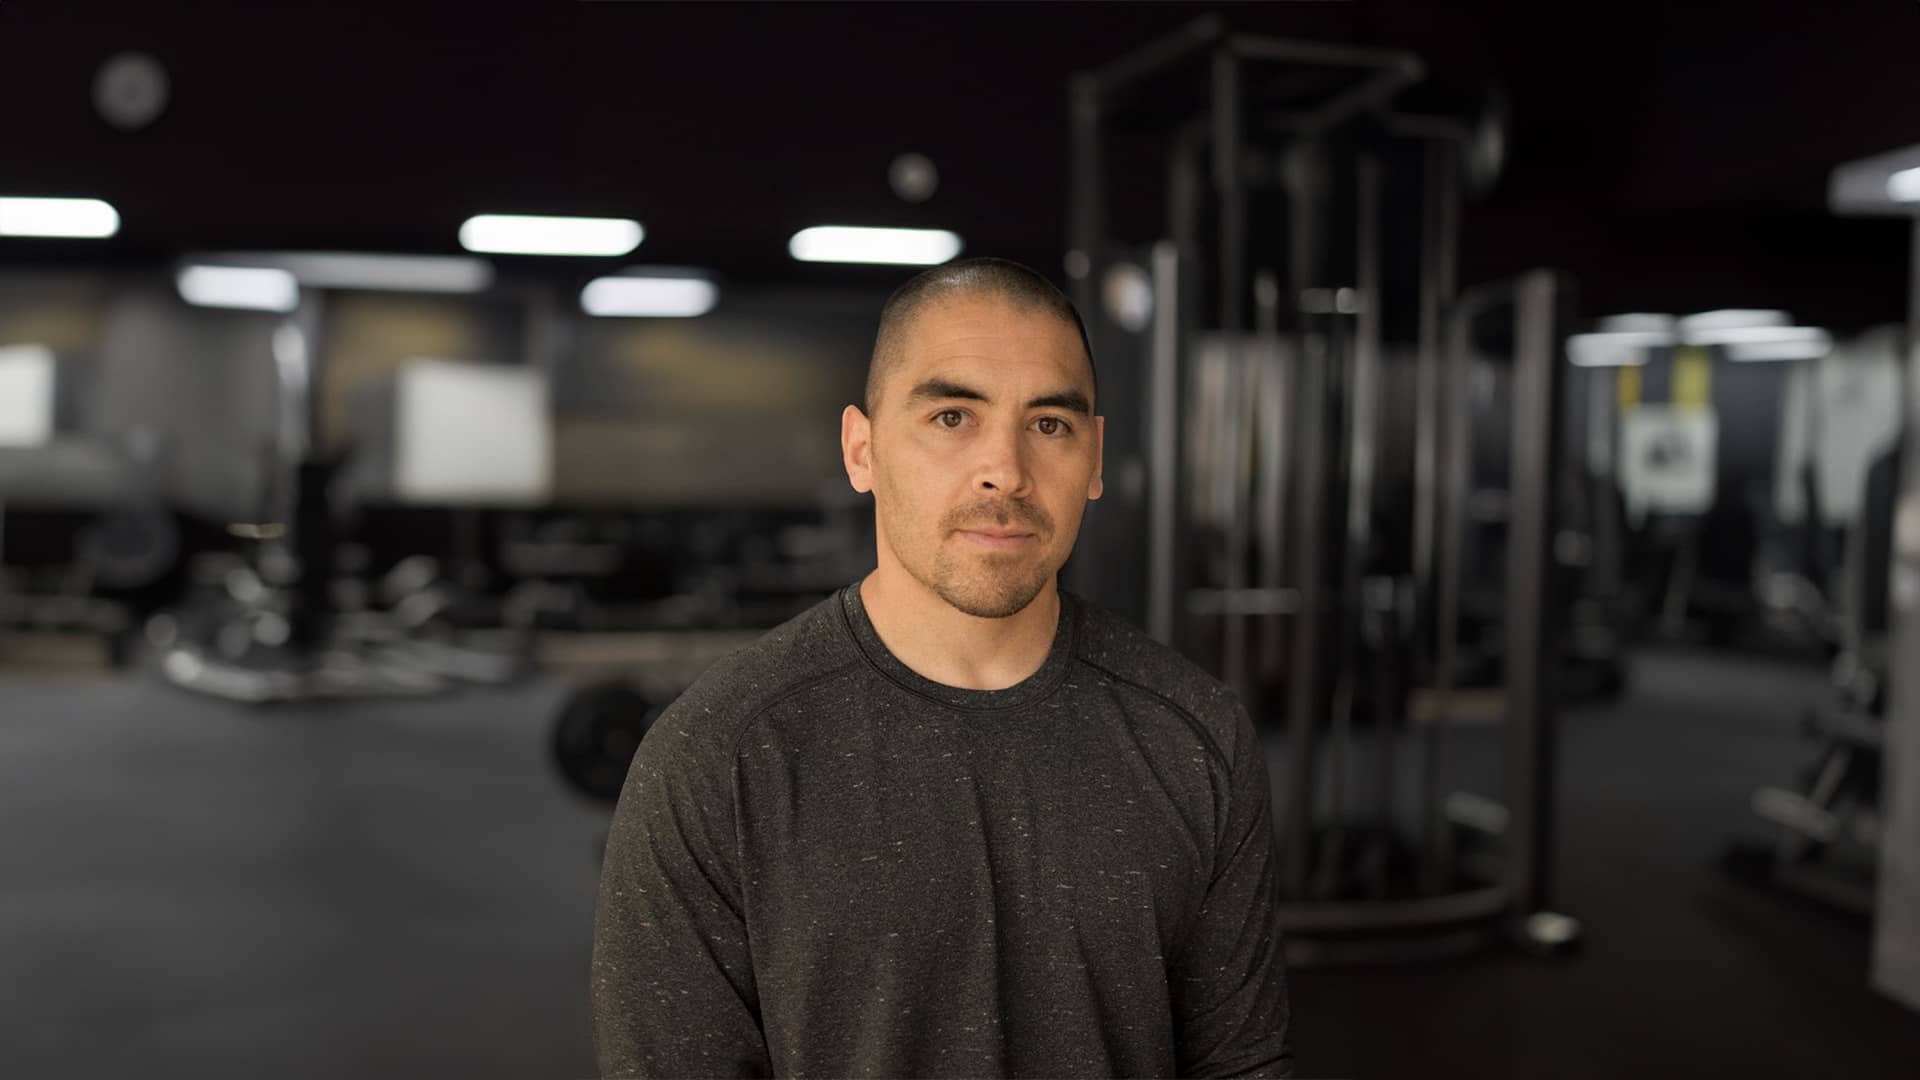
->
<box><xmin>864</xmin><ymin>256</ymin><xmax>1096</xmax><ymax>415</ymax></box>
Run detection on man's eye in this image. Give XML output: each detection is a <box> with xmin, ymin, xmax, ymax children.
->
<box><xmin>1035</xmin><ymin>416</ymin><xmax>1069</xmax><ymax>436</ymax></box>
<box><xmin>935</xmin><ymin>409</ymin><xmax>965</xmax><ymax>429</ymax></box>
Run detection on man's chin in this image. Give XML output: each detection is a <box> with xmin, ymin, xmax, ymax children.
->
<box><xmin>944</xmin><ymin>596</ymin><xmax>1033</xmax><ymax>620</ymax></box>
<box><xmin>933</xmin><ymin>572</ymin><xmax>1050</xmax><ymax>620</ymax></box>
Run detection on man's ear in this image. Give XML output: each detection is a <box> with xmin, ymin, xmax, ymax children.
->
<box><xmin>842</xmin><ymin>404</ymin><xmax>875</xmax><ymax>494</ymax></box>
<box><xmin>1087</xmin><ymin>414</ymin><xmax>1105</xmax><ymax>501</ymax></box>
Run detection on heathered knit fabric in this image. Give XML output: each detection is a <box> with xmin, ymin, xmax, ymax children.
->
<box><xmin>591</xmin><ymin>583</ymin><xmax>1292</xmax><ymax>1078</ymax></box>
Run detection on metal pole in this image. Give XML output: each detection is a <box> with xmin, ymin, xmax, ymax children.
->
<box><xmin>1425</xmin><ymin>282</ymin><xmax>1474</xmax><ymax>892</ymax></box>
<box><xmin>1254</xmin><ymin>270</ymin><xmax>1288</xmax><ymax>685</ymax></box>
<box><xmin>1281</xmin><ymin>141</ymin><xmax>1329</xmax><ymax>897</ymax></box>
<box><xmin>1870</xmin><ymin>218</ymin><xmax>1920</xmax><ymax>1010</ymax></box>
<box><xmin>1084</xmin><ymin>15</ymin><xmax>1228</xmax><ymax>97</ymax></box>
<box><xmin>1282</xmin><ymin>330</ymin><xmax>1329</xmax><ymax>897</ymax></box>
<box><xmin>1416</xmin><ymin>137</ymin><xmax>1461</xmax><ymax>894</ymax></box>
<box><xmin>1213</xmin><ymin>45</ymin><xmax>1253</xmax><ymax>702</ymax></box>
<box><xmin>1296</xmin><ymin>70</ymin><xmax>1427</xmax><ymax>138</ymax></box>
<box><xmin>1349</xmin><ymin>156</ymin><xmax>1383</xmax><ymax>598</ymax></box>
<box><xmin>1147</xmin><ymin>240</ymin><xmax>1181</xmax><ymax>645</ymax></box>
<box><xmin>1166</xmin><ymin>127</ymin><xmax>1206</xmax><ymax>657</ymax></box>
<box><xmin>1350</xmin><ymin>154</ymin><xmax>1393</xmax><ymax>899</ymax></box>
<box><xmin>1068</xmin><ymin>75</ymin><xmax>1104</xmax><ymax>320</ymax></box>
<box><xmin>271</xmin><ymin>289</ymin><xmax>327</xmax><ymax>516</ymax></box>
<box><xmin>1413</xmin><ymin>140</ymin><xmax>1459</xmax><ymax>673</ymax></box>
<box><xmin>1310</xmin><ymin>147</ymin><xmax>1358</xmax><ymax>903</ymax></box>
<box><xmin>1227</xmin><ymin>34</ymin><xmax>1425</xmax><ymax>78</ymax></box>
<box><xmin>1504</xmin><ymin>270</ymin><xmax>1564</xmax><ymax>920</ymax></box>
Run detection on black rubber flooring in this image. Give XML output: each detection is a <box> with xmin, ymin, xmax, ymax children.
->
<box><xmin>2</xmin><ymin>646</ymin><xmax>1916</xmax><ymax>1079</ymax></box>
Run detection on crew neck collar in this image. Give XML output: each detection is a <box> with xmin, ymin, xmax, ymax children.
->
<box><xmin>838</xmin><ymin>580</ymin><xmax>1078</xmax><ymax>712</ymax></box>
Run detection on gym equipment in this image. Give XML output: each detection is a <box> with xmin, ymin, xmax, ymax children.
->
<box><xmin>1816</xmin><ymin>146</ymin><xmax>1920</xmax><ymax>1014</ymax></box>
<box><xmin>0</xmin><ymin>345</ymin><xmax>188</xmax><ymax>663</ymax></box>
<box><xmin>1755</xmin><ymin>328</ymin><xmax>1905</xmax><ymax>651</ymax></box>
<box><xmin>527</xmin><ymin>492</ymin><xmax>873</xmax><ymax>804</ymax></box>
<box><xmin>1066</xmin><ymin>18</ymin><xmax>1582</xmax><ymax>964</ymax></box>
<box><xmin>543</xmin><ymin>628</ymin><xmax>765</xmax><ymax>803</ymax></box>
<box><xmin>1725</xmin><ymin>439</ymin><xmax>1897</xmax><ymax>917</ymax></box>
<box><xmin>157</xmin><ymin>504</ymin><xmax>535</xmax><ymax>704</ymax></box>
<box><xmin>153</xmin><ymin>294</ymin><xmax>540</xmax><ymax>703</ymax></box>
<box><xmin>153</xmin><ymin>548</ymin><xmax>451</xmax><ymax>704</ymax></box>
<box><xmin>552</xmin><ymin>678</ymin><xmax>662</xmax><ymax>802</ymax></box>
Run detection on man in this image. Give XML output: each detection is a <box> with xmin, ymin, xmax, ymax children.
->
<box><xmin>592</xmin><ymin>257</ymin><xmax>1293</xmax><ymax>1078</ymax></box>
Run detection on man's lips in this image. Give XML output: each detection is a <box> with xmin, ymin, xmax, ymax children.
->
<box><xmin>956</xmin><ymin>529</ymin><xmax>1037</xmax><ymax>548</ymax></box>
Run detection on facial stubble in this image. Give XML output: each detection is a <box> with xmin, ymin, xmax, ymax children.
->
<box><xmin>880</xmin><ymin>469</ymin><xmax>1057</xmax><ymax>620</ymax></box>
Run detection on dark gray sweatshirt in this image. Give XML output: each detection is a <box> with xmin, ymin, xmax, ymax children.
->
<box><xmin>591</xmin><ymin>583</ymin><xmax>1293</xmax><ymax>1078</ymax></box>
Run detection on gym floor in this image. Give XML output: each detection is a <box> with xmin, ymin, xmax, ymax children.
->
<box><xmin>3</xmin><ymin>646</ymin><xmax>1916</xmax><ymax>1079</ymax></box>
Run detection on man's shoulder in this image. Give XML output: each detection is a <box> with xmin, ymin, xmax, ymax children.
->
<box><xmin>1068</xmin><ymin>594</ymin><xmax>1261</xmax><ymax>777</ymax></box>
<box><xmin>653</xmin><ymin>589</ymin><xmax>865</xmax><ymax>750</ymax></box>
<box><xmin>1069</xmin><ymin>592</ymin><xmax>1244</xmax><ymax>725</ymax></box>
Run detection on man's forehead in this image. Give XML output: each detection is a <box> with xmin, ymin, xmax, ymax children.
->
<box><xmin>913</xmin><ymin>331</ymin><xmax>1075</xmax><ymax>355</ymax></box>
<box><xmin>899</xmin><ymin>303</ymin><xmax>1085</xmax><ymax>371</ymax></box>
<box><xmin>894</xmin><ymin>339</ymin><xmax>1091</xmax><ymax>398</ymax></box>
<box><xmin>907</xmin><ymin>297</ymin><xmax>1074</xmax><ymax>342</ymax></box>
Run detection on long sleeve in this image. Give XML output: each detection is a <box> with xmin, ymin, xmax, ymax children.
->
<box><xmin>591</xmin><ymin>702</ymin><xmax>769</xmax><ymax>1078</ymax></box>
<box><xmin>1171</xmin><ymin>704</ymin><xmax>1294</xmax><ymax>1078</ymax></box>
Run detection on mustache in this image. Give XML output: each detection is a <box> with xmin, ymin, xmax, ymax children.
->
<box><xmin>943</xmin><ymin>500</ymin><xmax>1051</xmax><ymax>536</ymax></box>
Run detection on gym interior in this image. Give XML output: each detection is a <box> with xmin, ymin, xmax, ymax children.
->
<box><xmin>4</xmin><ymin>4</ymin><xmax>1920</xmax><ymax>1077</ymax></box>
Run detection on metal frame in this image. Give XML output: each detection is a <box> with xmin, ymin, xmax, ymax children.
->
<box><xmin>1067</xmin><ymin>18</ymin><xmax>1576</xmax><ymax>964</ymax></box>
<box><xmin>1817</xmin><ymin>150</ymin><xmax>1920</xmax><ymax>1013</ymax></box>
<box><xmin>1492</xmin><ymin>270</ymin><xmax>1567</xmax><ymax>922</ymax></box>
<box><xmin>1885</xmin><ymin>216</ymin><xmax>1920</xmax><ymax>1009</ymax></box>
<box><xmin>1280</xmin><ymin>272</ymin><xmax>1574</xmax><ymax>951</ymax></box>
<box><xmin>1068</xmin><ymin>18</ymin><xmax>1420</xmax><ymax>655</ymax></box>
<box><xmin>1871</xmin><ymin>215</ymin><xmax>1920</xmax><ymax>1010</ymax></box>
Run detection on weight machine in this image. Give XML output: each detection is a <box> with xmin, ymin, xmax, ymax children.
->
<box><xmin>1064</xmin><ymin>17</ymin><xmax>1582</xmax><ymax>963</ymax></box>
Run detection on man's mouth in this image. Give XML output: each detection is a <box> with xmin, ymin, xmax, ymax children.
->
<box><xmin>956</xmin><ymin>529</ymin><xmax>1036</xmax><ymax>549</ymax></box>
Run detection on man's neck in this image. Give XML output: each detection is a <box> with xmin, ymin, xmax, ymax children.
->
<box><xmin>858</xmin><ymin>568</ymin><xmax>1060</xmax><ymax>692</ymax></box>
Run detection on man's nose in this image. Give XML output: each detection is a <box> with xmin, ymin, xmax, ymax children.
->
<box><xmin>973</xmin><ymin>422</ymin><xmax>1032</xmax><ymax>498</ymax></box>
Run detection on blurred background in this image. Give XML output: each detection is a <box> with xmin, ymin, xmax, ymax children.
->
<box><xmin>4</xmin><ymin>2</ymin><xmax>1920</xmax><ymax>1077</ymax></box>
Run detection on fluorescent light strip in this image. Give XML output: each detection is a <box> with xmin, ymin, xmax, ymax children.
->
<box><xmin>458</xmin><ymin>214</ymin><xmax>642</xmax><ymax>256</ymax></box>
<box><xmin>1569</xmin><ymin>330</ymin><xmax>1667</xmax><ymax>368</ymax></box>
<box><xmin>177</xmin><ymin>265</ymin><xmax>300</xmax><ymax>312</ymax></box>
<box><xmin>193</xmin><ymin>251</ymin><xmax>494</xmax><ymax>293</ymax></box>
<box><xmin>279</xmin><ymin>252</ymin><xmax>493</xmax><ymax>292</ymax></box>
<box><xmin>789</xmin><ymin>225</ymin><xmax>962</xmax><ymax>265</ymax></box>
<box><xmin>1596</xmin><ymin>313</ymin><xmax>1676</xmax><ymax>335</ymax></box>
<box><xmin>1725</xmin><ymin>331</ymin><xmax>1832</xmax><ymax>362</ymax></box>
<box><xmin>581</xmin><ymin>276</ymin><xmax>718</xmax><ymax>317</ymax></box>
<box><xmin>1889</xmin><ymin>167</ymin><xmax>1920</xmax><ymax>203</ymax></box>
<box><xmin>1573</xmin><ymin>330</ymin><xmax>1674</xmax><ymax>347</ymax></box>
<box><xmin>0</xmin><ymin>196</ymin><xmax>120</xmax><ymax>238</ymax></box>
<box><xmin>1685</xmin><ymin>325</ymin><xmax>1829</xmax><ymax>347</ymax></box>
<box><xmin>1676</xmin><ymin>309</ymin><xmax>1788</xmax><ymax>336</ymax></box>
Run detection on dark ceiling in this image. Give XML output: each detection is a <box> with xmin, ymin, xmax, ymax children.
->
<box><xmin>4</xmin><ymin>1</ymin><xmax>1920</xmax><ymax>331</ymax></box>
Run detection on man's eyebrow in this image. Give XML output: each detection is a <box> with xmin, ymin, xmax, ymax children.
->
<box><xmin>1026</xmin><ymin>389</ymin><xmax>1092</xmax><ymax>416</ymax></box>
<box><xmin>904</xmin><ymin>379</ymin><xmax>1092</xmax><ymax>417</ymax></box>
<box><xmin>905</xmin><ymin>378</ymin><xmax>990</xmax><ymax>404</ymax></box>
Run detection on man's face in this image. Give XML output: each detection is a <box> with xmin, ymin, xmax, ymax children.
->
<box><xmin>841</xmin><ymin>292</ymin><xmax>1104</xmax><ymax>619</ymax></box>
